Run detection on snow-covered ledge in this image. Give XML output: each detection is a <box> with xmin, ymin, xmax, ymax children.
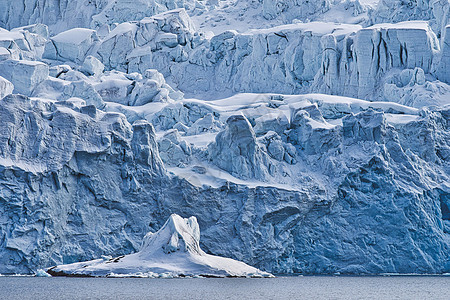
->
<box><xmin>47</xmin><ymin>214</ymin><xmax>273</xmax><ymax>278</ymax></box>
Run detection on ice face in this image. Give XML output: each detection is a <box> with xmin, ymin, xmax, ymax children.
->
<box><xmin>435</xmin><ymin>25</ymin><xmax>450</xmax><ymax>84</ymax></box>
<box><xmin>3</xmin><ymin>8</ymin><xmax>445</xmax><ymax>107</ymax></box>
<box><xmin>0</xmin><ymin>25</ymin><xmax>48</xmax><ymax>61</ymax></box>
<box><xmin>0</xmin><ymin>93</ymin><xmax>448</xmax><ymax>275</ymax></box>
<box><xmin>0</xmin><ymin>75</ymin><xmax>13</xmax><ymax>99</ymax></box>
<box><xmin>261</xmin><ymin>0</ymin><xmax>332</xmax><ymax>20</ymax></box>
<box><xmin>370</xmin><ymin>0</ymin><xmax>450</xmax><ymax>36</ymax></box>
<box><xmin>80</xmin><ymin>56</ymin><xmax>104</xmax><ymax>76</ymax></box>
<box><xmin>0</xmin><ymin>0</ymin><xmax>203</xmax><ymax>34</ymax></box>
<box><xmin>0</xmin><ymin>60</ymin><xmax>49</xmax><ymax>95</ymax></box>
<box><xmin>61</xmin><ymin>11</ymin><xmax>441</xmax><ymax>104</ymax></box>
<box><xmin>208</xmin><ymin>114</ymin><xmax>271</xmax><ymax>181</ymax></box>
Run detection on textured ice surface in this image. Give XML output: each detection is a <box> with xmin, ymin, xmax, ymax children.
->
<box><xmin>0</xmin><ymin>91</ymin><xmax>448</xmax><ymax>275</ymax></box>
<box><xmin>47</xmin><ymin>214</ymin><xmax>272</xmax><ymax>277</ymax></box>
<box><xmin>0</xmin><ymin>0</ymin><xmax>203</xmax><ymax>34</ymax></box>
<box><xmin>4</xmin><ymin>8</ymin><xmax>445</xmax><ymax>106</ymax></box>
<box><xmin>208</xmin><ymin>114</ymin><xmax>271</xmax><ymax>180</ymax></box>
<box><xmin>44</xmin><ymin>10</ymin><xmax>443</xmax><ymax>105</ymax></box>
<box><xmin>436</xmin><ymin>25</ymin><xmax>450</xmax><ymax>83</ymax></box>
<box><xmin>0</xmin><ymin>60</ymin><xmax>49</xmax><ymax>95</ymax></box>
<box><xmin>0</xmin><ymin>76</ymin><xmax>13</xmax><ymax>99</ymax></box>
<box><xmin>0</xmin><ymin>1</ymin><xmax>449</xmax><ymax>276</ymax></box>
<box><xmin>261</xmin><ymin>0</ymin><xmax>332</xmax><ymax>21</ymax></box>
<box><xmin>80</xmin><ymin>56</ymin><xmax>104</xmax><ymax>76</ymax></box>
<box><xmin>370</xmin><ymin>0</ymin><xmax>450</xmax><ymax>36</ymax></box>
<box><xmin>44</xmin><ymin>28</ymin><xmax>99</xmax><ymax>64</ymax></box>
<box><xmin>0</xmin><ymin>24</ymin><xmax>48</xmax><ymax>61</ymax></box>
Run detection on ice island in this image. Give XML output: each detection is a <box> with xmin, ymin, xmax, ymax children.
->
<box><xmin>47</xmin><ymin>214</ymin><xmax>272</xmax><ymax>278</ymax></box>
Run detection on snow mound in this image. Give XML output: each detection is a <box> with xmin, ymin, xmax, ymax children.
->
<box><xmin>47</xmin><ymin>214</ymin><xmax>272</xmax><ymax>278</ymax></box>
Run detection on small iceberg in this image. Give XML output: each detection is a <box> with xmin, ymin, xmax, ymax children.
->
<box><xmin>35</xmin><ymin>269</ymin><xmax>52</xmax><ymax>277</ymax></box>
<box><xmin>47</xmin><ymin>214</ymin><xmax>273</xmax><ymax>278</ymax></box>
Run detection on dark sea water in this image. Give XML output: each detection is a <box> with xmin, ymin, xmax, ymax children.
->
<box><xmin>0</xmin><ymin>276</ymin><xmax>449</xmax><ymax>300</ymax></box>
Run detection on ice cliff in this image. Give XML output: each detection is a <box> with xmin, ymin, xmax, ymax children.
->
<box><xmin>0</xmin><ymin>0</ymin><xmax>449</xmax><ymax>276</ymax></box>
<box><xmin>27</xmin><ymin>9</ymin><xmax>448</xmax><ymax>105</ymax></box>
<box><xmin>3</xmin><ymin>7</ymin><xmax>449</xmax><ymax>105</ymax></box>
<box><xmin>0</xmin><ymin>90</ymin><xmax>448</xmax><ymax>275</ymax></box>
<box><xmin>0</xmin><ymin>0</ymin><xmax>203</xmax><ymax>34</ymax></box>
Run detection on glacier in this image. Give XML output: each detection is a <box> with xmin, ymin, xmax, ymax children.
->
<box><xmin>0</xmin><ymin>0</ymin><xmax>449</xmax><ymax>276</ymax></box>
<box><xmin>29</xmin><ymin>9</ymin><xmax>448</xmax><ymax>104</ymax></box>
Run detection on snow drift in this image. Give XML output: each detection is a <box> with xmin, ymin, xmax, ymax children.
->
<box><xmin>47</xmin><ymin>214</ymin><xmax>272</xmax><ymax>278</ymax></box>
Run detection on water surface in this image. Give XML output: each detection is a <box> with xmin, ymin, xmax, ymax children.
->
<box><xmin>0</xmin><ymin>275</ymin><xmax>449</xmax><ymax>299</ymax></box>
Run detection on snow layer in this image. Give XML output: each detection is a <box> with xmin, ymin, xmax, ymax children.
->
<box><xmin>47</xmin><ymin>214</ymin><xmax>272</xmax><ymax>277</ymax></box>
